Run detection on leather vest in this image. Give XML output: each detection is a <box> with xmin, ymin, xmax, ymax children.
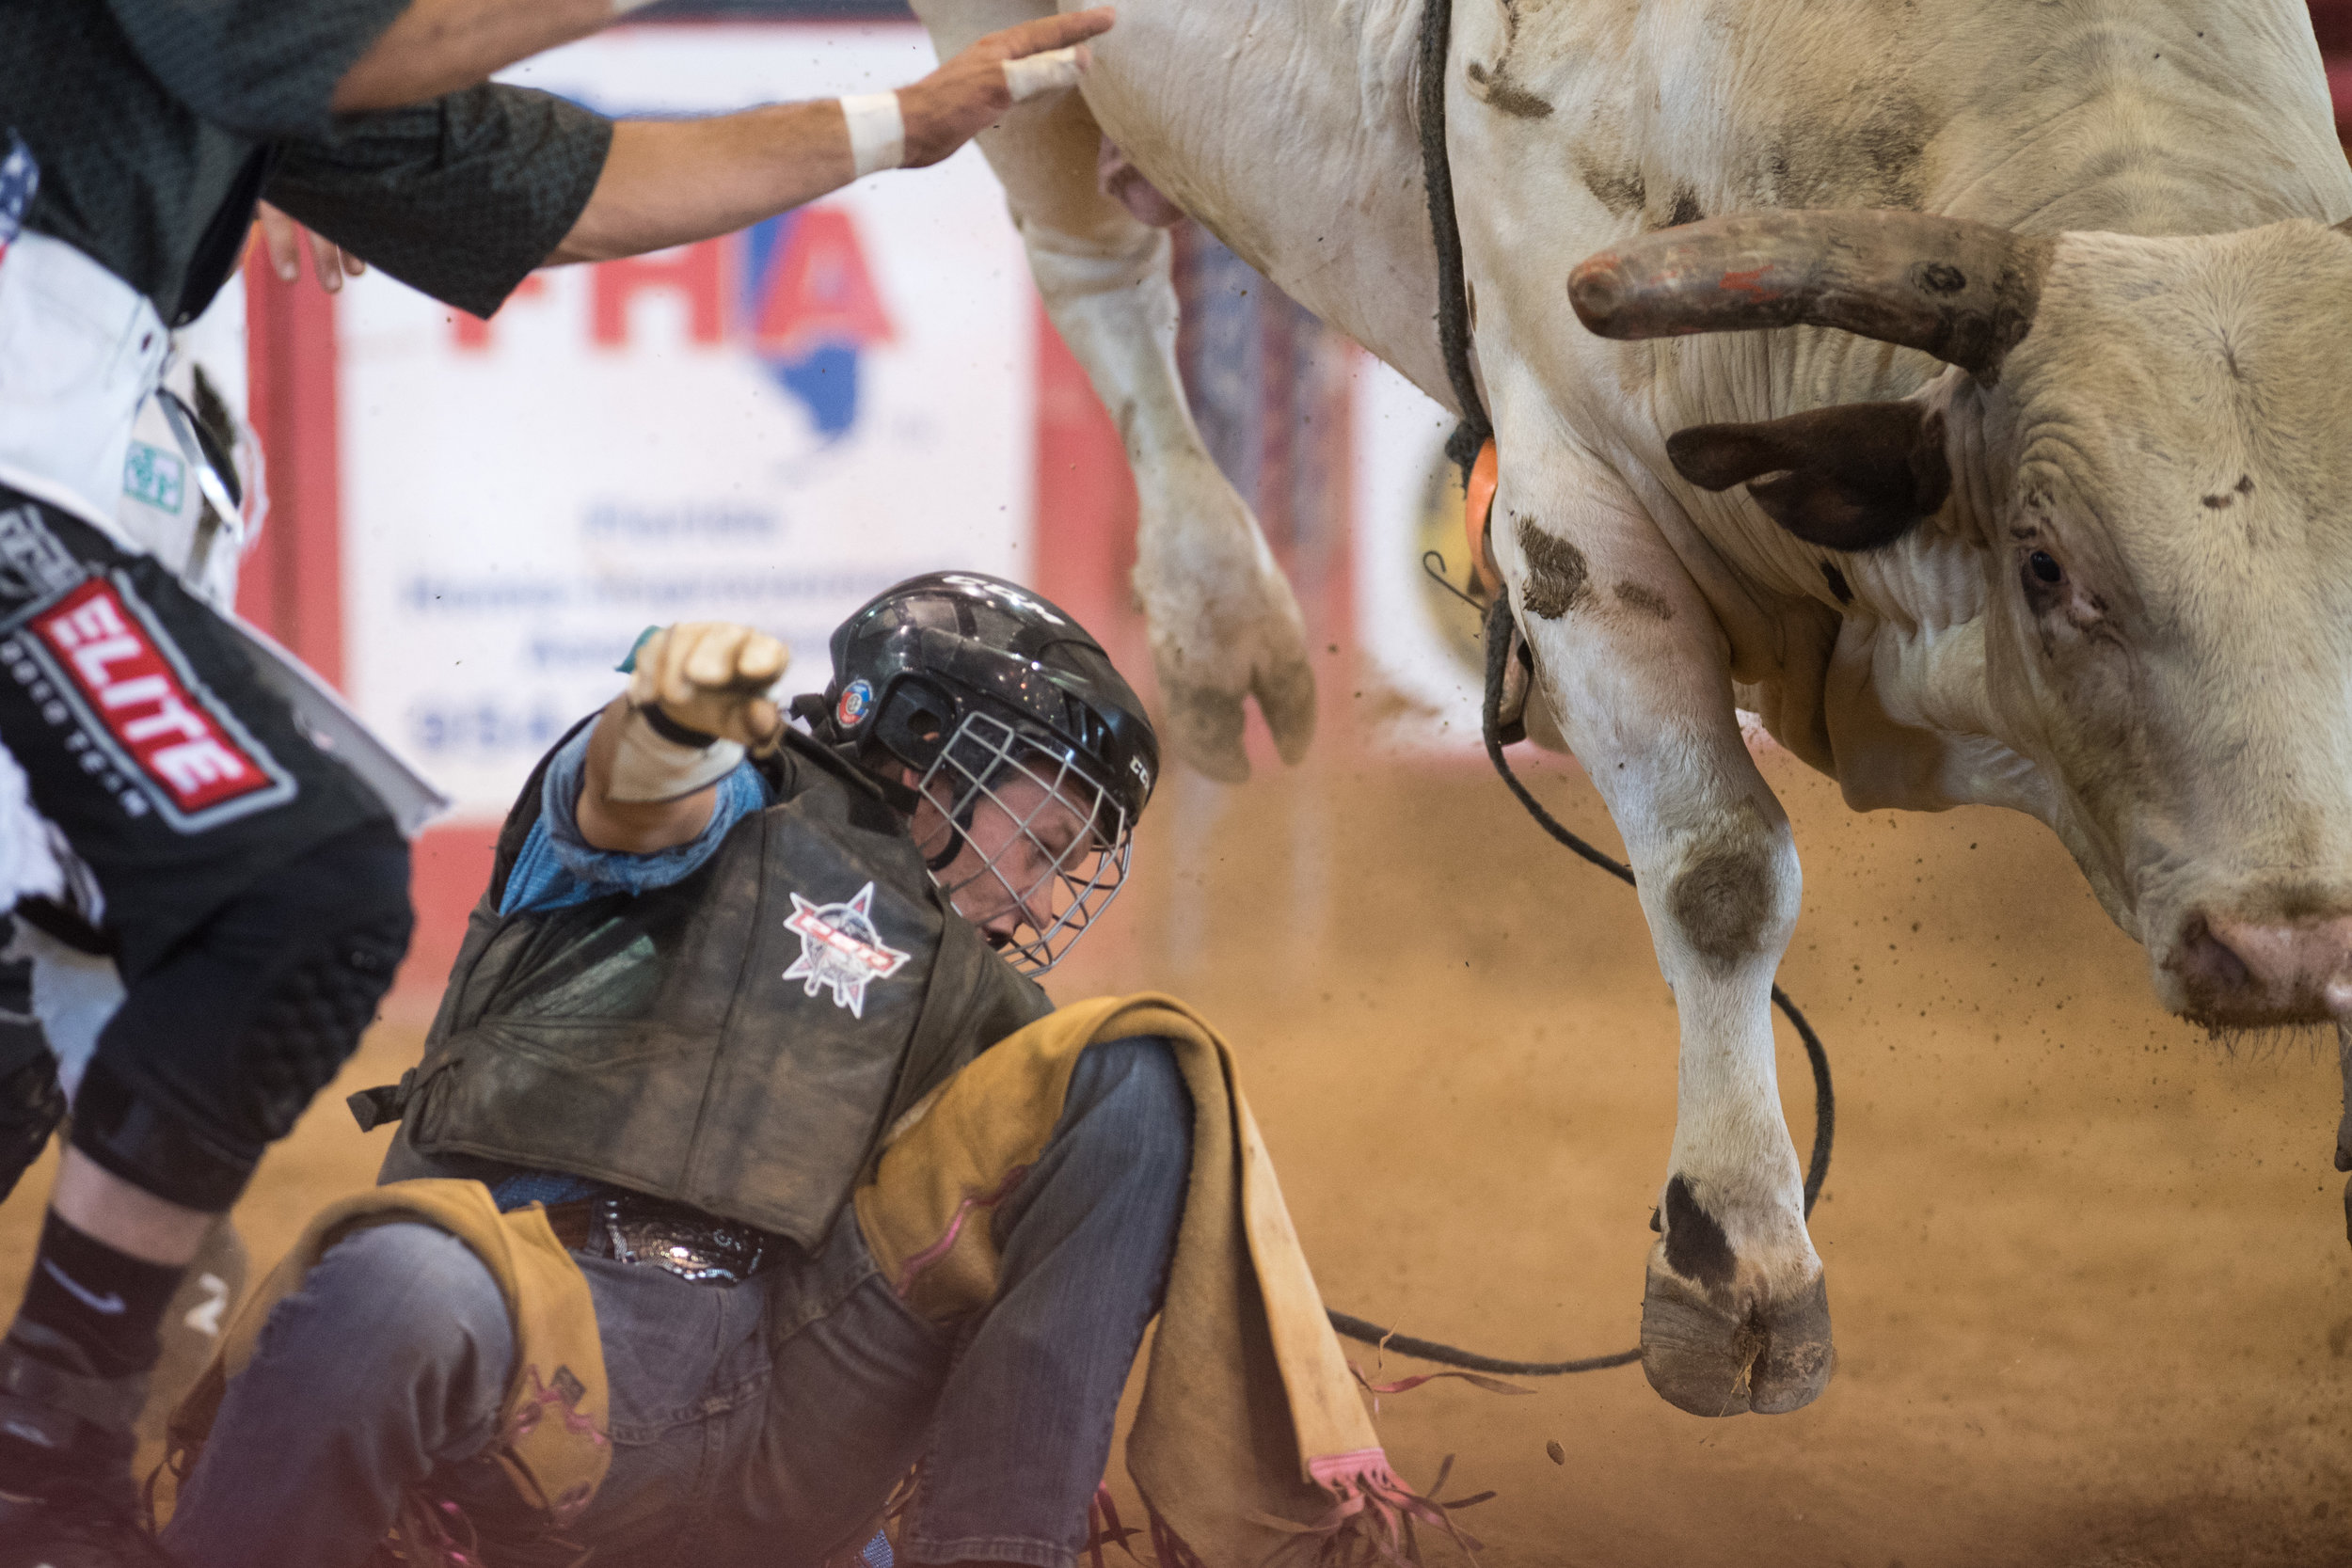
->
<box><xmin>383</xmin><ymin>731</ymin><xmax>1050</xmax><ymax>1247</ymax></box>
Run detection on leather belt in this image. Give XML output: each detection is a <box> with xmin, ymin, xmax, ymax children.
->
<box><xmin>542</xmin><ymin>1198</ymin><xmax>599</xmax><ymax>1253</ymax></box>
<box><xmin>542</xmin><ymin>1193</ymin><xmax>775</xmax><ymax>1285</ymax></box>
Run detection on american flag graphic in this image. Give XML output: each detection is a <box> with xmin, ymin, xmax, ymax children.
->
<box><xmin>0</xmin><ymin>133</ymin><xmax>40</xmax><ymax>265</ymax></box>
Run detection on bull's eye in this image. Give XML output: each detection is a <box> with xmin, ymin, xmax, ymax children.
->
<box><xmin>2027</xmin><ymin>551</ymin><xmax>2062</xmax><ymax>585</ymax></box>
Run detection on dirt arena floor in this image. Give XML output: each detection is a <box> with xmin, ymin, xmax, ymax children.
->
<box><xmin>5</xmin><ymin>738</ymin><xmax>2348</xmax><ymax>1565</ymax></box>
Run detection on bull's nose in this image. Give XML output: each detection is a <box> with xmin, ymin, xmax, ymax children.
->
<box><xmin>2175</xmin><ymin>915</ymin><xmax>2252</xmax><ymax>995</ymax></box>
<box><xmin>2174</xmin><ymin>911</ymin><xmax>2352</xmax><ymax>1024</ymax></box>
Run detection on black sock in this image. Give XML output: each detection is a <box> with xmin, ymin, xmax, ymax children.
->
<box><xmin>10</xmin><ymin>1211</ymin><xmax>184</xmax><ymax>1380</ymax></box>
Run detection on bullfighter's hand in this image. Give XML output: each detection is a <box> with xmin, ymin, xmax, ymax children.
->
<box><xmin>628</xmin><ymin>622</ymin><xmax>790</xmax><ymax>755</ymax></box>
<box><xmin>252</xmin><ymin>203</ymin><xmax>367</xmax><ymax>294</ymax></box>
<box><xmin>898</xmin><ymin>8</ymin><xmax>1114</xmax><ymax>167</ymax></box>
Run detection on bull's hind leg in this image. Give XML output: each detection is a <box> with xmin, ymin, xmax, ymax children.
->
<box><xmin>909</xmin><ymin>0</ymin><xmax>1315</xmax><ymax>782</ymax></box>
<box><xmin>1491</xmin><ymin>425</ymin><xmax>1833</xmax><ymax>1417</ymax></box>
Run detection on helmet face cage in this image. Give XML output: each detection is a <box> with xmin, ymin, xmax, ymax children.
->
<box><xmin>912</xmin><ymin>710</ymin><xmax>1132</xmax><ymax>975</ymax></box>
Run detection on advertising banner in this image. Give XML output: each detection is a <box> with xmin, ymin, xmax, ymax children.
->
<box><xmin>336</xmin><ymin>23</ymin><xmax>1035</xmax><ymax>818</ymax></box>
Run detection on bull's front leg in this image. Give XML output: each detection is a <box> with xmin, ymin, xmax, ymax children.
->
<box><xmin>1493</xmin><ymin>436</ymin><xmax>1832</xmax><ymax>1417</ymax></box>
<box><xmin>910</xmin><ymin>0</ymin><xmax>1315</xmax><ymax>781</ymax></box>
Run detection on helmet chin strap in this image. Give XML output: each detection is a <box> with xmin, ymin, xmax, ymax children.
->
<box><xmin>866</xmin><ymin>768</ymin><xmax>925</xmax><ymax>818</ymax></box>
<box><xmin>923</xmin><ymin>787</ymin><xmax>984</xmax><ymax>876</ymax></box>
<box><xmin>924</xmin><ymin>830</ymin><xmax>964</xmax><ymax>877</ymax></box>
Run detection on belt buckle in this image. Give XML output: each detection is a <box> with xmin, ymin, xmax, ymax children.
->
<box><xmin>597</xmin><ymin>1196</ymin><xmax>766</xmax><ymax>1285</ymax></box>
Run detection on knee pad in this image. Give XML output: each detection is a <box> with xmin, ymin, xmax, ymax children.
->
<box><xmin>72</xmin><ymin>823</ymin><xmax>412</xmax><ymax>1212</ymax></box>
<box><xmin>69</xmin><ymin>1059</ymin><xmax>254</xmax><ymax>1212</ymax></box>
<box><xmin>235</xmin><ymin>899</ymin><xmax>410</xmax><ymax>1145</ymax></box>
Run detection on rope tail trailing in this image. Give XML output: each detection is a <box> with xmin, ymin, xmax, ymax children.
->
<box><xmin>1415</xmin><ymin>0</ymin><xmax>1488</xmax><ymax>474</ymax></box>
<box><xmin>1320</xmin><ymin>0</ymin><xmax>1835</xmax><ymax>1377</ymax></box>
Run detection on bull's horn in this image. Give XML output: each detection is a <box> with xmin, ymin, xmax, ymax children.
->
<box><xmin>1569</xmin><ymin>211</ymin><xmax>2057</xmax><ymax>384</ymax></box>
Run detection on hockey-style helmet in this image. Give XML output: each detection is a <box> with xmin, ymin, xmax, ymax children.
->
<box><xmin>811</xmin><ymin>572</ymin><xmax>1159</xmax><ymax>974</ymax></box>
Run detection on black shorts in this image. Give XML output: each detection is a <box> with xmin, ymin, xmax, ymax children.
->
<box><xmin>0</xmin><ymin>489</ymin><xmax>389</xmax><ymax>980</ymax></box>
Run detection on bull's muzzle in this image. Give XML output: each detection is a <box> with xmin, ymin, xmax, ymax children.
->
<box><xmin>2168</xmin><ymin>911</ymin><xmax>2352</xmax><ymax>1027</ymax></box>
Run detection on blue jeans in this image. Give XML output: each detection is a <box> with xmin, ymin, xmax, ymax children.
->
<box><xmin>164</xmin><ymin>1037</ymin><xmax>1192</xmax><ymax>1568</ymax></box>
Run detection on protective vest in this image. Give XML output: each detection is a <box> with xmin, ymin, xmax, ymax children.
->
<box><xmin>380</xmin><ymin>728</ymin><xmax>1050</xmax><ymax>1248</ymax></box>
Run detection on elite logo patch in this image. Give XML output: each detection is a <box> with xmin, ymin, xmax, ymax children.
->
<box><xmin>783</xmin><ymin>881</ymin><xmax>909</xmax><ymax>1017</ymax></box>
<box><xmin>26</xmin><ymin>578</ymin><xmax>286</xmax><ymax>823</ymax></box>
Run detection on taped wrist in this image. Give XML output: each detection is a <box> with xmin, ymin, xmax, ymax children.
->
<box><xmin>840</xmin><ymin>91</ymin><xmax>905</xmax><ymax>178</ymax></box>
<box><xmin>1003</xmin><ymin>45</ymin><xmax>1083</xmax><ymax>103</ymax></box>
<box><xmin>607</xmin><ymin>703</ymin><xmax>745</xmax><ymax>803</ymax></box>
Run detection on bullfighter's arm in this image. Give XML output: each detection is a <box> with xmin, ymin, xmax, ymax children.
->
<box><xmin>545</xmin><ymin>8</ymin><xmax>1113</xmax><ymax>265</ymax></box>
<box><xmin>259</xmin><ymin>9</ymin><xmax>1109</xmax><ymax>307</ymax></box>
<box><xmin>103</xmin><ymin>0</ymin><xmax>631</xmax><ymax>134</ymax></box>
<box><xmin>333</xmin><ymin>0</ymin><xmax>646</xmax><ymax>113</ymax></box>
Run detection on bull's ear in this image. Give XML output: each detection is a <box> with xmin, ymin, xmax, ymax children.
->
<box><xmin>1666</xmin><ymin>401</ymin><xmax>1950</xmax><ymax>553</ymax></box>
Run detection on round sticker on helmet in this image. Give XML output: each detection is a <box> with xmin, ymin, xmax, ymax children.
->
<box><xmin>836</xmin><ymin>679</ymin><xmax>875</xmax><ymax>728</ymax></box>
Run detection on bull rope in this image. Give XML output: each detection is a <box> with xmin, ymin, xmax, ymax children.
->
<box><xmin>1319</xmin><ymin>0</ymin><xmax>1836</xmax><ymax>1378</ymax></box>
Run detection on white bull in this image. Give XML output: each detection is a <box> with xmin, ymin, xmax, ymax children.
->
<box><xmin>913</xmin><ymin>0</ymin><xmax>2352</xmax><ymax>1415</ymax></box>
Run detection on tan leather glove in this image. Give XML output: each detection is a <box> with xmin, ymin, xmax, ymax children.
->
<box><xmin>608</xmin><ymin>622</ymin><xmax>789</xmax><ymax>802</ymax></box>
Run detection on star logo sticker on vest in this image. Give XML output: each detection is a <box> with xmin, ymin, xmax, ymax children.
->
<box><xmin>783</xmin><ymin>881</ymin><xmax>910</xmax><ymax>1018</ymax></box>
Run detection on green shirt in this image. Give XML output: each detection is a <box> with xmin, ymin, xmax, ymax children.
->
<box><xmin>3</xmin><ymin>0</ymin><xmax>614</xmax><ymax>324</ymax></box>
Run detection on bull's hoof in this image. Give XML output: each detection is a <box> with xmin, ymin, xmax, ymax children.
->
<box><xmin>1640</xmin><ymin>1259</ymin><xmax>1834</xmax><ymax>1417</ymax></box>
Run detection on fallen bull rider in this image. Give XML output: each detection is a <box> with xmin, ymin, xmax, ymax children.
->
<box><xmin>155</xmin><ymin>575</ymin><xmax>1456</xmax><ymax>1568</ymax></box>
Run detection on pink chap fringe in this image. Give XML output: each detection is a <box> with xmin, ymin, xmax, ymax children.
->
<box><xmin>1136</xmin><ymin>1451</ymin><xmax>1486</xmax><ymax>1568</ymax></box>
<box><xmin>1088</xmin><ymin>1482</ymin><xmax>1150</xmax><ymax>1567</ymax></box>
<box><xmin>1148</xmin><ymin>1504</ymin><xmax>1210</xmax><ymax>1568</ymax></box>
<box><xmin>1286</xmin><ymin>1450</ymin><xmax>1486</xmax><ymax>1566</ymax></box>
<box><xmin>891</xmin><ymin>1164</ymin><xmax>1032</xmax><ymax>1299</ymax></box>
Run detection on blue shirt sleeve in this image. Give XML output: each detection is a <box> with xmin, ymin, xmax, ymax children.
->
<box><xmin>498</xmin><ymin>727</ymin><xmax>773</xmax><ymax>915</ymax></box>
